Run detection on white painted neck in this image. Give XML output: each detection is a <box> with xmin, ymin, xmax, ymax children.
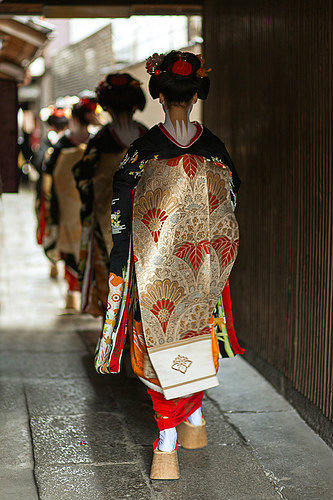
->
<box><xmin>162</xmin><ymin>104</ymin><xmax>197</xmax><ymax>146</ymax></box>
<box><xmin>109</xmin><ymin>115</ymin><xmax>141</xmax><ymax>148</ymax></box>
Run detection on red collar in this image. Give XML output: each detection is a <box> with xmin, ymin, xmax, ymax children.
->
<box><xmin>158</xmin><ymin>121</ymin><xmax>203</xmax><ymax>148</ymax></box>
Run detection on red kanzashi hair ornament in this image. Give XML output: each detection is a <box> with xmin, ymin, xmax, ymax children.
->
<box><xmin>196</xmin><ymin>54</ymin><xmax>212</xmax><ymax>78</ymax></box>
<box><xmin>51</xmin><ymin>108</ymin><xmax>66</xmax><ymax>118</ymax></box>
<box><xmin>171</xmin><ymin>60</ymin><xmax>192</xmax><ymax>76</ymax></box>
<box><xmin>146</xmin><ymin>53</ymin><xmax>165</xmax><ymax>75</ymax></box>
<box><xmin>79</xmin><ymin>98</ymin><xmax>97</xmax><ymax>112</ymax></box>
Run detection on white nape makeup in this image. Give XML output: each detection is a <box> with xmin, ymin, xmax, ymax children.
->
<box><xmin>160</xmin><ymin>95</ymin><xmax>198</xmax><ymax>146</ymax></box>
<box><xmin>108</xmin><ymin>111</ymin><xmax>142</xmax><ymax>148</ymax></box>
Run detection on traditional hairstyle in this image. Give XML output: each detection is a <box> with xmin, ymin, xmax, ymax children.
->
<box><xmin>71</xmin><ymin>97</ymin><xmax>97</xmax><ymax>125</ymax></box>
<box><xmin>96</xmin><ymin>73</ymin><xmax>146</xmax><ymax>112</ymax></box>
<box><xmin>47</xmin><ymin>108</ymin><xmax>68</xmax><ymax>131</ymax></box>
<box><xmin>147</xmin><ymin>51</ymin><xmax>210</xmax><ymax>104</ymax></box>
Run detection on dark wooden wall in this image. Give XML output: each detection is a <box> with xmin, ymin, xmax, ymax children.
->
<box><xmin>204</xmin><ymin>0</ymin><xmax>332</xmax><ymax>437</ymax></box>
<box><xmin>0</xmin><ymin>79</ymin><xmax>18</xmax><ymax>193</ymax></box>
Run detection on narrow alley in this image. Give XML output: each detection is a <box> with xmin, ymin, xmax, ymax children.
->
<box><xmin>1</xmin><ymin>189</ymin><xmax>332</xmax><ymax>499</ymax></box>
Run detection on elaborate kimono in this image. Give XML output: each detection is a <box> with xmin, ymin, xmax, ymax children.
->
<box><xmin>73</xmin><ymin>123</ymin><xmax>147</xmax><ymax>316</ymax></box>
<box><xmin>43</xmin><ymin>134</ymin><xmax>87</xmax><ymax>289</ymax></box>
<box><xmin>95</xmin><ymin>122</ymin><xmax>244</xmax><ymax>424</ymax></box>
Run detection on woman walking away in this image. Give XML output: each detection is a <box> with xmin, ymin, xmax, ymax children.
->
<box><xmin>31</xmin><ymin>106</ymin><xmax>69</xmax><ymax>279</ymax></box>
<box><xmin>95</xmin><ymin>51</ymin><xmax>244</xmax><ymax>479</ymax></box>
<box><xmin>73</xmin><ymin>73</ymin><xmax>147</xmax><ymax>317</ymax></box>
<box><xmin>42</xmin><ymin>97</ymin><xmax>98</xmax><ymax>311</ymax></box>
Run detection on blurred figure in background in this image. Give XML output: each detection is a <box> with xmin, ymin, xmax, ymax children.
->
<box><xmin>42</xmin><ymin>97</ymin><xmax>99</xmax><ymax>311</ymax></box>
<box><xmin>17</xmin><ymin>108</ymin><xmax>35</xmax><ymax>185</ymax></box>
<box><xmin>73</xmin><ymin>74</ymin><xmax>147</xmax><ymax>317</ymax></box>
<box><xmin>31</xmin><ymin>107</ymin><xmax>69</xmax><ymax>279</ymax></box>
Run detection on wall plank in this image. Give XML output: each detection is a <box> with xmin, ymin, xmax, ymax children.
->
<box><xmin>0</xmin><ymin>79</ymin><xmax>18</xmax><ymax>193</ymax></box>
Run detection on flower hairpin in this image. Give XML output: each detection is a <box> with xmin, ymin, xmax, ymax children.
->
<box><xmin>196</xmin><ymin>54</ymin><xmax>212</xmax><ymax>78</ymax></box>
<box><xmin>145</xmin><ymin>53</ymin><xmax>165</xmax><ymax>75</ymax></box>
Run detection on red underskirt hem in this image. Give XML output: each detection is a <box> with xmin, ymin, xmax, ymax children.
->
<box><xmin>147</xmin><ymin>388</ymin><xmax>204</xmax><ymax>431</ymax></box>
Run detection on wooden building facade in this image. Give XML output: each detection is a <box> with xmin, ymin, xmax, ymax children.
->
<box><xmin>204</xmin><ymin>0</ymin><xmax>333</xmax><ymax>445</ymax></box>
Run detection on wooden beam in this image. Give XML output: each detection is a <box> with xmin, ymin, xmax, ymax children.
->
<box><xmin>132</xmin><ymin>4</ymin><xmax>202</xmax><ymax>15</ymax></box>
<box><xmin>0</xmin><ymin>2</ymin><xmax>202</xmax><ymax>17</ymax></box>
<box><xmin>0</xmin><ymin>4</ymin><xmax>44</xmax><ymax>15</ymax></box>
<box><xmin>43</xmin><ymin>5</ymin><xmax>131</xmax><ymax>18</ymax></box>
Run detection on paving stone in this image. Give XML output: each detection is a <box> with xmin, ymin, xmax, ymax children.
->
<box><xmin>77</xmin><ymin>328</ymin><xmax>101</xmax><ymax>354</ymax></box>
<box><xmin>0</xmin><ymin>469</ymin><xmax>38</xmax><ymax>500</ymax></box>
<box><xmin>0</xmin><ymin>378</ymin><xmax>26</xmax><ymax>413</ymax></box>
<box><xmin>25</xmin><ymin>377</ymin><xmax>117</xmax><ymax>416</ymax></box>
<box><xmin>208</xmin><ymin>357</ymin><xmax>291</xmax><ymax>412</ymax></box>
<box><xmin>35</xmin><ymin>463</ymin><xmax>152</xmax><ymax>500</ymax></box>
<box><xmin>0</xmin><ymin>352</ymin><xmax>23</xmax><ymax>378</ymax></box>
<box><xmin>0</xmin><ymin>414</ymin><xmax>34</xmax><ymax>469</ymax></box>
<box><xmin>30</xmin><ymin>413</ymin><xmax>135</xmax><ymax>466</ymax></box>
<box><xmin>109</xmin><ymin>374</ymin><xmax>152</xmax><ymax>403</ymax></box>
<box><xmin>202</xmin><ymin>398</ymin><xmax>243</xmax><ymax>445</ymax></box>
<box><xmin>55</xmin><ymin>313</ymin><xmax>101</xmax><ymax>334</ymax></box>
<box><xmin>119</xmin><ymin>400</ymin><xmax>157</xmax><ymax>446</ymax></box>
<box><xmin>0</xmin><ymin>352</ymin><xmax>96</xmax><ymax>379</ymax></box>
<box><xmin>229</xmin><ymin>410</ymin><xmax>333</xmax><ymax>500</ymax></box>
<box><xmin>0</xmin><ymin>329</ymin><xmax>87</xmax><ymax>353</ymax></box>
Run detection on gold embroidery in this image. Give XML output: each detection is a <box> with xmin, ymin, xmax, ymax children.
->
<box><xmin>171</xmin><ymin>355</ymin><xmax>192</xmax><ymax>374</ymax></box>
<box><xmin>132</xmin><ymin>156</ymin><xmax>239</xmax><ymax>353</ymax></box>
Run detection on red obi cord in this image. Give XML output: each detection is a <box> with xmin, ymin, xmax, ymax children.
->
<box><xmin>147</xmin><ymin>388</ymin><xmax>204</xmax><ymax>431</ymax></box>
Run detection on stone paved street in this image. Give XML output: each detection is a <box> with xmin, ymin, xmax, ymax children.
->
<box><xmin>1</xmin><ymin>189</ymin><xmax>333</xmax><ymax>500</ymax></box>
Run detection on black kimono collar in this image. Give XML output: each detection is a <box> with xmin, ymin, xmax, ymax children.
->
<box><xmin>158</xmin><ymin>121</ymin><xmax>203</xmax><ymax>149</ymax></box>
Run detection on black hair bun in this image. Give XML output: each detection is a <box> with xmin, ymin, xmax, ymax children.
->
<box><xmin>47</xmin><ymin>109</ymin><xmax>68</xmax><ymax>130</ymax></box>
<box><xmin>96</xmin><ymin>73</ymin><xmax>146</xmax><ymax>112</ymax></box>
<box><xmin>148</xmin><ymin>51</ymin><xmax>210</xmax><ymax>103</ymax></box>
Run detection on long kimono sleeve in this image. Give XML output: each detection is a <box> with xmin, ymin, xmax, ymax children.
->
<box><xmin>108</xmin><ymin>145</ymin><xmax>146</xmax><ymax>278</ymax></box>
<box><xmin>95</xmin><ymin>144</ymin><xmax>148</xmax><ymax>374</ymax></box>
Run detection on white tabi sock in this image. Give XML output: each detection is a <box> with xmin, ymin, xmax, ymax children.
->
<box><xmin>157</xmin><ymin>427</ymin><xmax>177</xmax><ymax>452</ymax></box>
<box><xmin>187</xmin><ymin>407</ymin><xmax>203</xmax><ymax>426</ymax></box>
